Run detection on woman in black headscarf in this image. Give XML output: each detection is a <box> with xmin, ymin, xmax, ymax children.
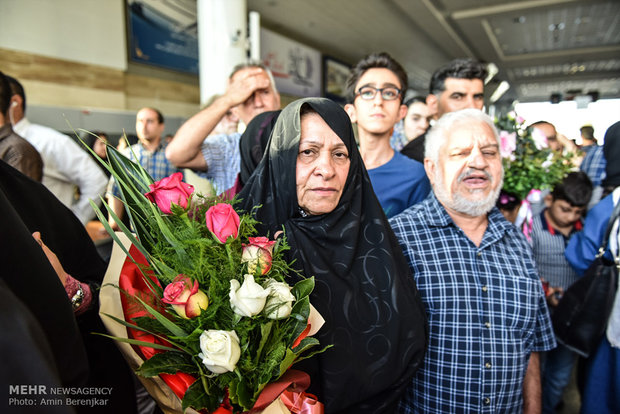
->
<box><xmin>238</xmin><ymin>97</ymin><xmax>427</xmax><ymax>413</ymax></box>
<box><xmin>224</xmin><ymin>110</ymin><xmax>280</xmax><ymax>198</ymax></box>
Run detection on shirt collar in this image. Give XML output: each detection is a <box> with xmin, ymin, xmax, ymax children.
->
<box><xmin>539</xmin><ymin>209</ymin><xmax>583</xmax><ymax>236</ymax></box>
<box><xmin>425</xmin><ymin>191</ymin><xmax>516</xmax><ymax>247</ymax></box>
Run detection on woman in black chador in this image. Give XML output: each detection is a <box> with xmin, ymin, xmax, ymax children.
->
<box><xmin>238</xmin><ymin>97</ymin><xmax>427</xmax><ymax>413</ymax></box>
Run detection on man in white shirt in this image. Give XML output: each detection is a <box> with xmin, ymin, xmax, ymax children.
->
<box><xmin>7</xmin><ymin>76</ymin><xmax>106</xmax><ymax>224</ymax></box>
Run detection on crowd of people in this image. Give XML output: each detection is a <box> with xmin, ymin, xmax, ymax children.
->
<box><xmin>1</xmin><ymin>50</ymin><xmax>619</xmax><ymax>414</ymax></box>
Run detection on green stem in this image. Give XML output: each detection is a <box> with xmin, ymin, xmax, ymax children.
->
<box><xmin>225</xmin><ymin>244</ymin><xmax>235</xmax><ymax>272</ymax></box>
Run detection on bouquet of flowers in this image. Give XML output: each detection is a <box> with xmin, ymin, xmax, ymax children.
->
<box><xmin>495</xmin><ymin>111</ymin><xmax>574</xmax><ymax>201</ymax></box>
<box><xmin>89</xmin><ymin>141</ymin><xmax>326</xmax><ymax>413</ymax></box>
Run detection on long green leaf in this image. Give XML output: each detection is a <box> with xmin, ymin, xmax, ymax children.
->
<box><xmin>133</xmin><ymin>295</ymin><xmax>188</xmax><ymax>338</ymax></box>
<box><xmin>93</xmin><ymin>333</ymin><xmax>181</xmax><ymax>352</ymax></box>
<box><xmin>135</xmin><ymin>352</ymin><xmax>198</xmax><ymax>377</ymax></box>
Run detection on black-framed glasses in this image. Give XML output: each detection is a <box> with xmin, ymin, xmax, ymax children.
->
<box><xmin>356</xmin><ymin>86</ymin><xmax>401</xmax><ymax>101</ymax></box>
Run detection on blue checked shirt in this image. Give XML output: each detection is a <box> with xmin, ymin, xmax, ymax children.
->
<box><xmin>389</xmin><ymin>193</ymin><xmax>555</xmax><ymax>413</ymax></box>
<box><xmin>109</xmin><ymin>141</ymin><xmax>180</xmax><ymax>198</ymax></box>
<box><xmin>200</xmin><ymin>132</ymin><xmax>241</xmax><ymax>194</ymax></box>
<box><xmin>580</xmin><ymin>145</ymin><xmax>606</xmax><ymax>186</ymax></box>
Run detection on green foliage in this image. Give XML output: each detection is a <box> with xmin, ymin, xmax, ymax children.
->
<box><xmin>495</xmin><ymin>112</ymin><xmax>574</xmax><ymax>200</ymax></box>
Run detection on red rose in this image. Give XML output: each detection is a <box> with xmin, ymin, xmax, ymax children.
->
<box><xmin>145</xmin><ymin>172</ymin><xmax>194</xmax><ymax>214</ymax></box>
<box><xmin>162</xmin><ymin>274</ymin><xmax>208</xmax><ymax>319</ymax></box>
<box><xmin>205</xmin><ymin>203</ymin><xmax>240</xmax><ymax>243</ymax></box>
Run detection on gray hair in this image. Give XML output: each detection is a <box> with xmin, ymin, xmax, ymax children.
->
<box><xmin>230</xmin><ymin>61</ymin><xmax>279</xmax><ymax>95</ymax></box>
<box><xmin>425</xmin><ymin>109</ymin><xmax>499</xmax><ymax>163</ymax></box>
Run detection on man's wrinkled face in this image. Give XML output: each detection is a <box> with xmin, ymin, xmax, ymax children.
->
<box><xmin>426</xmin><ymin>119</ymin><xmax>503</xmax><ymax>217</ymax></box>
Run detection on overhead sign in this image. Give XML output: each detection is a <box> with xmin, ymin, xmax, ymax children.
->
<box><xmin>260</xmin><ymin>28</ymin><xmax>321</xmax><ymax>97</ymax></box>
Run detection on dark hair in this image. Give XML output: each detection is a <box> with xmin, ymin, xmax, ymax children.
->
<box><xmin>404</xmin><ymin>95</ymin><xmax>427</xmax><ymax>108</ymax></box>
<box><xmin>529</xmin><ymin>120</ymin><xmax>553</xmax><ymax>128</ymax></box>
<box><xmin>345</xmin><ymin>52</ymin><xmax>408</xmax><ymax>104</ymax></box>
<box><xmin>551</xmin><ymin>171</ymin><xmax>593</xmax><ymax>207</ymax></box>
<box><xmin>0</xmin><ymin>71</ymin><xmax>11</xmax><ymax>116</ymax></box>
<box><xmin>5</xmin><ymin>74</ymin><xmax>25</xmax><ymax>113</ymax></box>
<box><xmin>429</xmin><ymin>58</ymin><xmax>487</xmax><ymax>95</ymax></box>
<box><xmin>580</xmin><ymin>125</ymin><xmax>595</xmax><ymax>141</ymax></box>
<box><xmin>140</xmin><ymin>107</ymin><xmax>164</xmax><ymax>124</ymax></box>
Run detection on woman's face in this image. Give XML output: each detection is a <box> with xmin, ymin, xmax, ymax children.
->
<box><xmin>296</xmin><ymin>112</ymin><xmax>350</xmax><ymax>215</ymax></box>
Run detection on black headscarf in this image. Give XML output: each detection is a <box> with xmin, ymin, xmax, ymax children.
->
<box><xmin>239</xmin><ymin>110</ymin><xmax>281</xmax><ymax>186</ymax></box>
<box><xmin>238</xmin><ymin>98</ymin><xmax>427</xmax><ymax>413</ymax></box>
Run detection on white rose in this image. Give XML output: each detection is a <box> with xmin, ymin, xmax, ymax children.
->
<box><xmin>263</xmin><ymin>279</ymin><xmax>296</xmax><ymax>319</ymax></box>
<box><xmin>229</xmin><ymin>274</ymin><xmax>269</xmax><ymax>317</ymax></box>
<box><xmin>198</xmin><ymin>330</ymin><xmax>241</xmax><ymax>374</ymax></box>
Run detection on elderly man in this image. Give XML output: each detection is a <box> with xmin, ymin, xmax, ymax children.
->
<box><xmin>390</xmin><ymin>109</ymin><xmax>555</xmax><ymax>413</ymax></box>
<box><xmin>166</xmin><ymin>62</ymin><xmax>280</xmax><ymax>193</ymax></box>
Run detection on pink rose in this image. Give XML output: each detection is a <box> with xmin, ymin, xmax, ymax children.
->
<box><xmin>205</xmin><ymin>203</ymin><xmax>240</xmax><ymax>243</ymax></box>
<box><xmin>499</xmin><ymin>130</ymin><xmax>516</xmax><ymax>160</ymax></box>
<box><xmin>145</xmin><ymin>172</ymin><xmax>194</xmax><ymax>214</ymax></box>
<box><xmin>241</xmin><ymin>237</ymin><xmax>276</xmax><ymax>275</ymax></box>
<box><xmin>162</xmin><ymin>274</ymin><xmax>209</xmax><ymax>319</ymax></box>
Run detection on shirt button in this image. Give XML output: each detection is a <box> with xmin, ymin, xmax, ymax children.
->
<box><xmin>485</xmin><ymin>362</ymin><xmax>492</xmax><ymax>368</ymax></box>
<box><xmin>482</xmin><ymin>285</ymin><xmax>488</xmax><ymax>292</ymax></box>
<box><xmin>477</xmin><ymin>251</ymin><xmax>482</xmax><ymax>257</ymax></box>
<box><xmin>483</xmin><ymin>397</ymin><xmax>491</xmax><ymax>405</ymax></box>
<box><xmin>485</xmin><ymin>321</ymin><xmax>491</xmax><ymax>328</ymax></box>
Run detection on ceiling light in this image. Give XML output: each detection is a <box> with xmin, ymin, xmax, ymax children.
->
<box><xmin>485</xmin><ymin>63</ymin><xmax>498</xmax><ymax>84</ymax></box>
<box><xmin>490</xmin><ymin>80</ymin><xmax>510</xmax><ymax>103</ymax></box>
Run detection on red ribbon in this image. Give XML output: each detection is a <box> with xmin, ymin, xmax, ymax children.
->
<box><xmin>251</xmin><ymin>370</ymin><xmax>323</xmax><ymax>414</ymax></box>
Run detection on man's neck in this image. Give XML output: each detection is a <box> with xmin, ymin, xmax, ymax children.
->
<box><xmin>358</xmin><ymin>130</ymin><xmax>394</xmax><ymax>169</ymax></box>
<box><xmin>444</xmin><ymin>206</ymin><xmax>488</xmax><ymax>247</ymax></box>
<box><xmin>140</xmin><ymin>137</ymin><xmax>161</xmax><ymax>152</ymax></box>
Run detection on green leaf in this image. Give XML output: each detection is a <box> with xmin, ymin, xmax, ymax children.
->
<box><xmin>132</xmin><ymin>295</ymin><xmax>189</xmax><ymax>338</ymax></box>
<box><xmin>292</xmin><ymin>277</ymin><xmax>314</xmax><ymax>300</ymax></box>
<box><xmin>181</xmin><ymin>378</ymin><xmax>214</xmax><ymax>412</ymax></box>
<box><xmin>136</xmin><ymin>352</ymin><xmax>198</xmax><ymax>377</ymax></box>
<box><xmin>92</xmin><ymin>333</ymin><xmax>180</xmax><ymax>352</ymax></box>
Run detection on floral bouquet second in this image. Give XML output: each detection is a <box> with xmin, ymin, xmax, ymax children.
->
<box><xmin>91</xmin><ymin>142</ymin><xmax>326</xmax><ymax>413</ymax></box>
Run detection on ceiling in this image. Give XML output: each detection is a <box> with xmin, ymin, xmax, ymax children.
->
<box><xmin>248</xmin><ymin>0</ymin><xmax>620</xmax><ymax>106</ymax></box>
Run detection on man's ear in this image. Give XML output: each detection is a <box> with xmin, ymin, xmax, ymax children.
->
<box><xmin>424</xmin><ymin>158</ymin><xmax>436</xmax><ymax>185</ymax></box>
<box><xmin>344</xmin><ymin>104</ymin><xmax>357</xmax><ymax>124</ymax></box>
<box><xmin>426</xmin><ymin>94</ymin><xmax>438</xmax><ymax>119</ymax></box>
<box><xmin>397</xmin><ymin>103</ymin><xmax>408</xmax><ymax>122</ymax></box>
<box><xmin>544</xmin><ymin>194</ymin><xmax>553</xmax><ymax>208</ymax></box>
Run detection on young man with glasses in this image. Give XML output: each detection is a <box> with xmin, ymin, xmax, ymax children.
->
<box><xmin>345</xmin><ymin>52</ymin><xmax>430</xmax><ymax>218</ymax></box>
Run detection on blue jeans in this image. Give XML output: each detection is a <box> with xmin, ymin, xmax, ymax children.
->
<box><xmin>542</xmin><ymin>343</ymin><xmax>577</xmax><ymax>414</ymax></box>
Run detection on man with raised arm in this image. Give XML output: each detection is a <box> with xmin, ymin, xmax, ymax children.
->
<box><xmin>166</xmin><ymin>63</ymin><xmax>280</xmax><ymax>193</ymax></box>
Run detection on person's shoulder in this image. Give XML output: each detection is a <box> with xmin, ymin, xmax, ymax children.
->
<box><xmin>389</xmin><ymin>196</ymin><xmax>432</xmax><ymax>226</ymax></box>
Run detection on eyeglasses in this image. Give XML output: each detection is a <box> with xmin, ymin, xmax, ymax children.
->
<box><xmin>356</xmin><ymin>86</ymin><xmax>401</xmax><ymax>101</ymax></box>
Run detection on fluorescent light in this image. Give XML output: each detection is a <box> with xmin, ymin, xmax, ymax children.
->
<box><xmin>485</xmin><ymin>63</ymin><xmax>498</xmax><ymax>84</ymax></box>
<box><xmin>490</xmin><ymin>80</ymin><xmax>510</xmax><ymax>103</ymax></box>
